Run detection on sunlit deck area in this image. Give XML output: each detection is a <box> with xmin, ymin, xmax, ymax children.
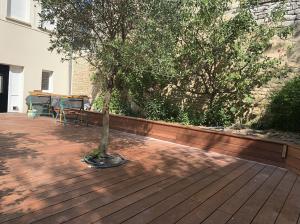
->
<box><xmin>0</xmin><ymin>114</ymin><xmax>299</xmax><ymax>224</ymax></box>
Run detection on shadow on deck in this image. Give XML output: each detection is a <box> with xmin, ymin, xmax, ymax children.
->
<box><xmin>0</xmin><ymin>114</ymin><xmax>299</xmax><ymax>224</ymax></box>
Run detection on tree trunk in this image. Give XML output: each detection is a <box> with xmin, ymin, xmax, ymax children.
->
<box><xmin>98</xmin><ymin>88</ymin><xmax>112</xmax><ymax>157</ymax></box>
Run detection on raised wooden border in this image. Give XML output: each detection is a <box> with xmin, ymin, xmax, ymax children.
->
<box><xmin>286</xmin><ymin>144</ymin><xmax>300</xmax><ymax>174</ymax></box>
<box><xmin>81</xmin><ymin>110</ymin><xmax>300</xmax><ymax>174</ymax></box>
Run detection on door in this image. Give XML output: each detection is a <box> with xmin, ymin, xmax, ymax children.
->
<box><xmin>8</xmin><ymin>66</ymin><xmax>24</xmax><ymax>112</ymax></box>
<box><xmin>0</xmin><ymin>65</ymin><xmax>9</xmax><ymax>113</ymax></box>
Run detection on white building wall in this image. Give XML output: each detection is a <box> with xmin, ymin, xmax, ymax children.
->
<box><xmin>0</xmin><ymin>0</ymin><xmax>70</xmax><ymax>112</ymax></box>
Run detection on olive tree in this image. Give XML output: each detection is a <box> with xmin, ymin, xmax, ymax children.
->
<box><xmin>37</xmin><ymin>0</ymin><xmax>147</xmax><ymax>162</ymax></box>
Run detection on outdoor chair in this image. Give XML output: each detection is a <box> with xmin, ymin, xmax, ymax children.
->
<box><xmin>56</xmin><ymin>97</ymin><xmax>88</xmax><ymax>126</ymax></box>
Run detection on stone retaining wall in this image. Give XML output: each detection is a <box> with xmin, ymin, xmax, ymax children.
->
<box><xmin>232</xmin><ymin>0</ymin><xmax>300</xmax><ymax>121</ymax></box>
<box><xmin>252</xmin><ymin>0</ymin><xmax>300</xmax><ymax>26</ymax></box>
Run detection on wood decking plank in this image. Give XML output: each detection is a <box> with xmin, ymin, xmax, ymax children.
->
<box><xmin>1</xmin><ymin>142</ymin><xmax>222</xmax><ymax>215</ymax></box>
<box><xmin>202</xmin><ymin>165</ymin><xmax>276</xmax><ymax>224</ymax></box>
<box><xmin>121</xmin><ymin>162</ymin><xmax>249</xmax><ymax>224</ymax></box>
<box><xmin>201</xmin><ymin>209</ymin><xmax>231</xmax><ymax>224</ymax></box>
<box><xmin>1</xmin><ymin>171</ymin><xmax>151</xmax><ymax>223</ymax></box>
<box><xmin>63</xmin><ymin>167</ymin><xmax>213</xmax><ymax>224</ymax></box>
<box><xmin>165</xmin><ymin>162</ymin><xmax>255</xmax><ymax>224</ymax></box>
<box><xmin>1</xmin><ymin>115</ymin><xmax>299</xmax><ymax>224</ymax></box>
<box><xmin>95</xmin><ymin>162</ymin><xmax>243</xmax><ymax>224</ymax></box>
<box><xmin>0</xmin><ymin>142</ymin><xmax>185</xmax><ymax>188</ymax></box>
<box><xmin>1</xmin><ymin>164</ymin><xmax>140</xmax><ymax>210</ymax></box>
<box><xmin>1</xmin><ymin>166</ymin><xmax>147</xmax><ymax>210</ymax></box>
<box><xmin>251</xmin><ymin>171</ymin><xmax>297</xmax><ymax>224</ymax></box>
<box><xmin>31</xmin><ymin>175</ymin><xmax>170</xmax><ymax>224</ymax></box>
<box><xmin>275</xmin><ymin>176</ymin><xmax>300</xmax><ymax>224</ymax></box>
<box><xmin>3</xmin><ymin>160</ymin><xmax>218</xmax><ymax>224</ymax></box>
<box><xmin>151</xmin><ymin>163</ymin><xmax>264</xmax><ymax>224</ymax></box>
<box><xmin>1</xmin><ymin>148</ymin><xmax>233</xmax><ymax>222</ymax></box>
<box><xmin>64</xmin><ymin>177</ymin><xmax>185</xmax><ymax>224</ymax></box>
<box><xmin>226</xmin><ymin>167</ymin><xmax>286</xmax><ymax>224</ymax></box>
<box><xmin>1</xmin><ymin>175</ymin><xmax>173</xmax><ymax>223</ymax></box>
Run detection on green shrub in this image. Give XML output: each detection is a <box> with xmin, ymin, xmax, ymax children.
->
<box><xmin>93</xmin><ymin>90</ymin><xmax>125</xmax><ymax>115</ymax></box>
<box><xmin>203</xmin><ymin>106</ymin><xmax>234</xmax><ymax>127</ymax></box>
<box><xmin>144</xmin><ymin>98</ymin><xmax>180</xmax><ymax>122</ymax></box>
<box><xmin>263</xmin><ymin>77</ymin><xmax>300</xmax><ymax>132</ymax></box>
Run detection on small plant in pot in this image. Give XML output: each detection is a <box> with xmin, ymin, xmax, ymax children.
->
<box><xmin>27</xmin><ymin>103</ymin><xmax>38</xmax><ymax>119</ymax></box>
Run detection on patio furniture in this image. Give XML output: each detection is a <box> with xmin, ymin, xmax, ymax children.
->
<box><xmin>26</xmin><ymin>92</ymin><xmax>54</xmax><ymax>117</ymax></box>
<box><xmin>56</xmin><ymin>96</ymin><xmax>89</xmax><ymax>126</ymax></box>
<box><xmin>26</xmin><ymin>91</ymin><xmax>89</xmax><ymax>125</ymax></box>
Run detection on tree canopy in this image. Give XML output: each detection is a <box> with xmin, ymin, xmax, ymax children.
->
<box><xmin>107</xmin><ymin>0</ymin><xmax>290</xmax><ymax>126</ymax></box>
<box><xmin>38</xmin><ymin>0</ymin><xmax>291</xmax><ymax>158</ymax></box>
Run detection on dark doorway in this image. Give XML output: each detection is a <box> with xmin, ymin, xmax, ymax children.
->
<box><xmin>0</xmin><ymin>65</ymin><xmax>9</xmax><ymax>113</ymax></box>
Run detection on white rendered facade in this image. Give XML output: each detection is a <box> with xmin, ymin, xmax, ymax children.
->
<box><xmin>0</xmin><ymin>0</ymin><xmax>71</xmax><ymax>113</ymax></box>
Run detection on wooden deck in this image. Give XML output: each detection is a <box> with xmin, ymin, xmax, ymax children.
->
<box><xmin>0</xmin><ymin>114</ymin><xmax>300</xmax><ymax>224</ymax></box>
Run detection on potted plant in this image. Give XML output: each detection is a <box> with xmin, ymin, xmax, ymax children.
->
<box><xmin>27</xmin><ymin>102</ymin><xmax>38</xmax><ymax>119</ymax></box>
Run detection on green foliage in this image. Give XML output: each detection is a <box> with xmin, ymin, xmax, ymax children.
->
<box><xmin>117</xmin><ymin>0</ymin><xmax>290</xmax><ymax>127</ymax></box>
<box><xmin>39</xmin><ymin>0</ymin><xmax>292</xmax><ymax>128</ymax></box>
<box><xmin>261</xmin><ymin>77</ymin><xmax>300</xmax><ymax>132</ymax></box>
<box><xmin>144</xmin><ymin>98</ymin><xmax>180</xmax><ymax>122</ymax></box>
<box><xmin>93</xmin><ymin>90</ymin><xmax>126</xmax><ymax>115</ymax></box>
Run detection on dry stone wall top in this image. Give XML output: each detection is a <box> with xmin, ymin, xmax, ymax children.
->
<box><xmin>252</xmin><ymin>0</ymin><xmax>300</xmax><ymax>26</ymax></box>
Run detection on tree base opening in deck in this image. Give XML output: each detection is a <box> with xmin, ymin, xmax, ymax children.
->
<box><xmin>83</xmin><ymin>154</ymin><xmax>127</xmax><ymax>169</ymax></box>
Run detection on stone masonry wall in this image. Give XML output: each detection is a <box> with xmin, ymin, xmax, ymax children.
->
<box><xmin>249</xmin><ymin>0</ymin><xmax>300</xmax><ymax>121</ymax></box>
<box><xmin>252</xmin><ymin>0</ymin><xmax>300</xmax><ymax>26</ymax></box>
<box><xmin>71</xmin><ymin>58</ymin><xmax>94</xmax><ymax>97</ymax></box>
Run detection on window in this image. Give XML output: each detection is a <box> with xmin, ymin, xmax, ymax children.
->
<box><xmin>41</xmin><ymin>71</ymin><xmax>53</xmax><ymax>92</ymax></box>
<box><xmin>7</xmin><ymin>0</ymin><xmax>30</xmax><ymax>23</ymax></box>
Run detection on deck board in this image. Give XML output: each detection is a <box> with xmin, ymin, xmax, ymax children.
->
<box><xmin>252</xmin><ymin>172</ymin><xmax>297</xmax><ymax>224</ymax></box>
<box><xmin>121</xmin><ymin>162</ymin><xmax>247</xmax><ymax>224</ymax></box>
<box><xmin>225</xmin><ymin>168</ymin><xmax>286</xmax><ymax>224</ymax></box>
<box><xmin>96</xmin><ymin>167</ymin><xmax>219</xmax><ymax>224</ymax></box>
<box><xmin>0</xmin><ymin>114</ymin><xmax>299</xmax><ymax>224</ymax></box>
<box><xmin>203</xmin><ymin>165</ymin><xmax>276</xmax><ymax>224</ymax></box>
<box><xmin>275</xmin><ymin>176</ymin><xmax>300</xmax><ymax>224</ymax></box>
<box><xmin>152</xmin><ymin>163</ymin><xmax>264</xmax><ymax>224</ymax></box>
